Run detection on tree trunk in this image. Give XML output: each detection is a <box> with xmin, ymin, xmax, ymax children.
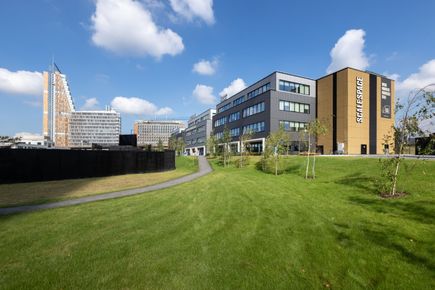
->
<box><xmin>275</xmin><ymin>155</ymin><xmax>278</xmax><ymax>176</ymax></box>
<box><xmin>391</xmin><ymin>143</ymin><xmax>404</xmax><ymax>196</ymax></box>
<box><xmin>312</xmin><ymin>154</ymin><xmax>316</xmax><ymax>179</ymax></box>
<box><xmin>305</xmin><ymin>135</ymin><xmax>311</xmax><ymax>179</ymax></box>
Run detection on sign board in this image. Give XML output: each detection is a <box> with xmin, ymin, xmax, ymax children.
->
<box><xmin>356</xmin><ymin>77</ymin><xmax>364</xmax><ymax>123</ymax></box>
<box><xmin>381</xmin><ymin>78</ymin><xmax>391</xmax><ymax>118</ymax></box>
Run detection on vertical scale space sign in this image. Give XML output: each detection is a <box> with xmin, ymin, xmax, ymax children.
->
<box><xmin>381</xmin><ymin>78</ymin><xmax>391</xmax><ymax>118</ymax></box>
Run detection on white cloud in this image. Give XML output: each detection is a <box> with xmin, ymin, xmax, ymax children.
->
<box><xmin>81</xmin><ymin>97</ymin><xmax>99</xmax><ymax>110</ymax></box>
<box><xmin>193</xmin><ymin>84</ymin><xmax>216</xmax><ymax>104</ymax></box>
<box><xmin>110</xmin><ymin>96</ymin><xmax>173</xmax><ymax>116</ymax></box>
<box><xmin>396</xmin><ymin>59</ymin><xmax>435</xmax><ymax>91</ymax></box>
<box><xmin>91</xmin><ymin>0</ymin><xmax>184</xmax><ymax>59</ymax></box>
<box><xmin>0</xmin><ymin>68</ymin><xmax>43</xmax><ymax>96</ymax></box>
<box><xmin>219</xmin><ymin>78</ymin><xmax>246</xmax><ymax>99</ymax></box>
<box><xmin>383</xmin><ymin>73</ymin><xmax>400</xmax><ymax>81</ymax></box>
<box><xmin>192</xmin><ymin>58</ymin><xmax>218</xmax><ymax>75</ymax></box>
<box><xmin>156</xmin><ymin>107</ymin><xmax>174</xmax><ymax>115</ymax></box>
<box><xmin>327</xmin><ymin>29</ymin><xmax>369</xmax><ymax>74</ymax></box>
<box><xmin>170</xmin><ymin>0</ymin><xmax>215</xmax><ymax>25</ymax></box>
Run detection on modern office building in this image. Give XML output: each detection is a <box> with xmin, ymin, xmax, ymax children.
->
<box><xmin>212</xmin><ymin>68</ymin><xmax>395</xmax><ymax>155</ymax></box>
<box><xmin>68</xmin><ymin>109</ymin><xmax>121</xmax><ymax>147</ymax></box>
<box><xmin>134</xmin><ymin>120</ymin><xmax>186</xmax><ymax>147</ymax></box>
<box><xmin>42</xmin><ymin>64</ymin><xmax>121</xmax><ymax>147</ymax></box>
<box><xmin>213</xmin><ymin>72</ymin><xmax>316</xmax><ymax>153</ymax></box>
<box><xmin>317</xmin><ymin>67</ymin><xmax>395</xmax><ymax>154</ymax></box>
<box><xmin>184</xmin><ymin>108</ymin><xmax>216</xmax><ymax>155</ymax></box>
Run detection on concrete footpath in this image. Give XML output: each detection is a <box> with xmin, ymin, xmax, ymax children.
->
<box><xmin>0</xmin><ymin>156</ymin><xmax>212</xmax><ymax>216</ymax></box>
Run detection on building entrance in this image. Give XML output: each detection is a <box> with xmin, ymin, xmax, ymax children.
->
<box><xmin>361</xmin><ymin>144</ymin><xmax>367</xmax><ymax>155</ymax></box>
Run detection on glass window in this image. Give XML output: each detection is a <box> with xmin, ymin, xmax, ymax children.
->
<box><xmin>294</xmin><ymin>103</ymin><xmax>299</xmax><ymax>112</ymax></box>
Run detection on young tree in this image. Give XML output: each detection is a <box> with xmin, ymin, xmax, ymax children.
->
<box><xmin>297</xmin><ymin>129</ymin><xmax>307</xmax><ymax>153</ymax></box>
<box><xmin>238</xmin><ymin>129</ymin><xmax>253</xmax><ymax>168</ymax></box>
<box><xmin>175</xmin><ymin>137</ymin><xmax>185</xmax><ymax>156</ymax></box>
<box><xmin>262</xmin><ymin>125</ymin><xmax>286</xmax><ymax>175</ymax></box>
<box><xmin>384</xmin><ymin>84</ymin><xmax>434</xmax><ymax>196</ymax></box>
<box><xmin>168</xmin><ymin>136</ymin><xmax>176</xmax><ymax>151</ymax></box>
<box><xmin>305</xmin><ymin>119</ymin><xmax>328</xmax><ymax>179</ymax></box>
<box><xmin>220</xmin><ymin>126</ymin><xmax>232</xmax><ymax>167</ymax></box>
<box><xmin>206</xmin><ymin>130</ymin><xmax>218</xmax><ymax>158</ymax></box>
<box><xmin>157</xmin><ymin>138</ymin><xmax>164</xmax><ymax>152</ymax></box>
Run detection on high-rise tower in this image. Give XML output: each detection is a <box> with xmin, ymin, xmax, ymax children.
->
<box><xmin>42</xmin><ymin>64</ymin><xmax>75</xmax><ymax>147</ymax></box>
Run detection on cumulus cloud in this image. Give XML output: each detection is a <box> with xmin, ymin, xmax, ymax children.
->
<box><xmin>91</xmin><ymin>0</ymin><xmax>184</xmax><ymax>59</ymax></box>
<box><xmin>396</xmin><ymin>59</ymin><xmax>435</xmax><ymax>91</ymax></box>
<box><xmin>219</xmin><ymin>78</ymin><xmax>246</xmax><ymax>99</ymax></box>
<box><xmin>0</xmin><ymin>68</ymin><xmax>43</xmax><ymax>96</ymax></box>
<box><xmin>327</xmin><ymin>29</ymin><xmax>369</xmax><ymax>74</ymax></box>
<box><xmin>192</xmin><ymin>58</ymin><xmax>218</xmax><ymax>75</ymax></box>
<box><xmin>81</xmin><ymin>97</ymin><xmax>99</xmax><ymax>110</ymax></box>
<box><xmin>170</xmin><ymin>0</ymin><xmax>215</xmax><ymax>25</ymax></box>
<box><xmin>193</xmin><ymin>84</ymin><xmax>216</xmax><ymax>104</ymax></box>
<box><xmin>156</xmin><ymin>107</ymin><xmax>174</xmax><ymax>115</ymax></box>
<box><xmin>111</xmin><ymin>96</ymin><xmax>173</xmax><ymax>116</ymax></box>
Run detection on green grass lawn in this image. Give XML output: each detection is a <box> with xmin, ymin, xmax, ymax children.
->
<box><xmin>0</xmin><ymin>156</ymin><xmax>434</xmax><ymax>289</ymax></box>
<box><xmin>0</xmin><ymin>156</ymin><xmax>198</xmax><ymax>208</ymax></box>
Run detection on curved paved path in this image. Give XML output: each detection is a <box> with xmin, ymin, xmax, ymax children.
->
<box><xmin>0</xmin><ymin>156</ymin><xmax>212</xmax><ymax>216</ymax></box>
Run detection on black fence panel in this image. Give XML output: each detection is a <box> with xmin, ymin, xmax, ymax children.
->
<box><xmin>0</xmin><ymin>149</ymin><xmax>175</xmax><ymax>184</ymax></box>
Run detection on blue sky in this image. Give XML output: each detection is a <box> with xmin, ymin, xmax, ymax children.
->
<box><xmin>0</xmin><ymin>0</ymin><xmax>434</xmax><ymax>136</ymax></box>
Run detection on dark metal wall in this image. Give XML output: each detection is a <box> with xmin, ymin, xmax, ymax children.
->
<box><xmin>0</xmin><ymin>149</ymin><xmax>175</xmax><ymax>184</ymax></box>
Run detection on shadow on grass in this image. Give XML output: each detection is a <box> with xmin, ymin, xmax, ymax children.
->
<box><xmin>335</xmin><ymin>173</ymin><xmax>377</xmax><ymax>193</ymax></box>
<box><xmin>254</xmin><ymin>160</ymin><xmax>302</xmax><ymax>176</ymax></box>
<box><xmin>348</xmin><ymin>196</ymin><xmax>435</xmax><ymax>225</ymax></box>
<box><xmin>284</xmin><ymin>164</ymin><xmax>301</xmax><ymax>174</ymax></box>
<box><xmin>362</xmin><ymin>225</ymin><xmax>435</xmax><ymax>272</ymax></box>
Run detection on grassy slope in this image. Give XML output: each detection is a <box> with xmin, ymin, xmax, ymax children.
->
<box><xmin>0</xmin><ymin>157</ymin><xmax>434</xmax><ymax>289</ymax></box>
<box><xmin>0</xmin><ymin>156</ymin><xmax>198</xmax><ymax>207</ymax></box>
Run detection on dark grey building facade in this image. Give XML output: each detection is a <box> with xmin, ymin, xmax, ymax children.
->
<box><xmin>184</xmin><ymin>108</ymin><xmax>216</xmax><ymax>155</ymax></box>
<box><xmin>212</xmin><ymin>72</ymin><xmax>316</xmax><ymax>153</ymax></box>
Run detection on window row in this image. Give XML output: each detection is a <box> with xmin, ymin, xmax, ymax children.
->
<box><xmin>230</xmin><ymin>128</ymin><xmax>240</xmax><ymax>137</ymax></box>
<box><xmin>228</xmin><ymin>112</ymin><xmax>240</xmax><ymax>122</ymax></box>
<box><xmin>214</xmin><ymin>116</ymin><xmax>227</xmax><ymax>127</ymax></box>
<box><xmin>243</xmin><ymin>121</ymin><xmax>265</xmax><ymax>134</ymax></box>
<box><xmin>233</xmin><ymin>96</ymin><xmax>245</xmax><ymax>106</ymax></box>
<box><xmin>243</xmin><ymin>102</ymin><xmax>265</xmax><ymax>118</ymax></box>
<box><xmin>218</xmin><ymin>102</ymin><xmax>232</xmax><ymax>113</ymax></box>
<box><xmin>215</xmin><ymin>132</ymin><xmax>223</xmax><ymax>139</ymax></box>
<box><xmin>279</xmin><ymin>100</ymin><xmax>310</xmax><ymax>114</ymax></box>
<box><xmin>279</xmin><ymin>120</ymin><xmax>307</xmax><ymax>132</ymax></box>
<box><xmin>217</xmin><ymin>83</ymin><xmax>271</xmax><ymax>113</ymax></box>
<box><xmin>279</xmin><ymin>80</ymin><xmax>310</xmax><ymax>95</ymax></box>
<box><xmin>247</xmin><ymin>83</ymin><xmax>271</xmax><ymax>99</ymax></box>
